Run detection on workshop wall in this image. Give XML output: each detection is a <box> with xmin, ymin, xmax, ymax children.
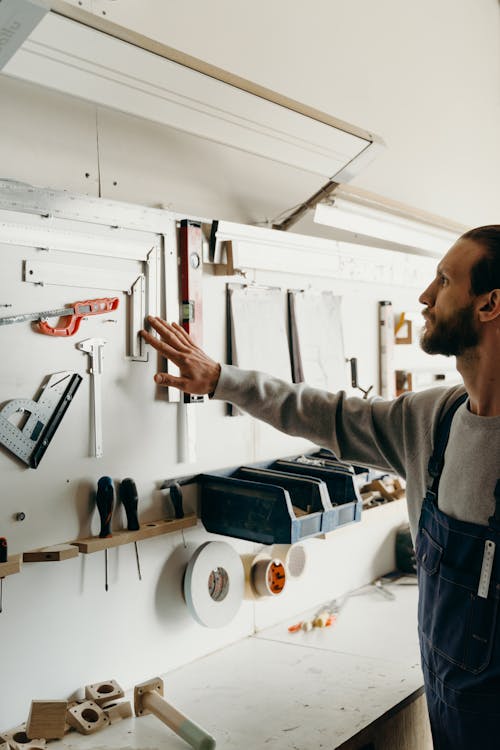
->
<box><xmin>2</xmin><ymin>0</ymin><xmax>496</xmax><ymax>727</ymax></box>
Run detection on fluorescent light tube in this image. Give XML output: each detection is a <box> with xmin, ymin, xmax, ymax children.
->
<box><xmin>314</xmin><ymin>200</ymin><xmax>460</xmax><ymax>257</ymax></box>
<box><xmin>0</xmin><ymin>0</ymin><xmax>48</xmax><ymax>69</ymax></box>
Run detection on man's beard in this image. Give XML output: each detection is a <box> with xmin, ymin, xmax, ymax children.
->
<box><xmin>420</xmin><ymin>302</ymin><xmax>480</xmax><ymax>357</ymax></box>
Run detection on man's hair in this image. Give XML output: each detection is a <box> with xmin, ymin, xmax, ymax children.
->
<box><xmin>461</xmin><ymin>225</ymin><xmax>500</xmax><ymax>295</ymax></box>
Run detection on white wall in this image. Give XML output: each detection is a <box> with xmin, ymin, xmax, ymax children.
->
<box><xmin>1</xmin><ymin>0</ymin><xmax>495</xmax><ymax>728</ymax></box>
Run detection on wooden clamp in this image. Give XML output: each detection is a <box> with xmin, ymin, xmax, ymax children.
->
<box><xmin>134</xmin><ymin>677</ymin><xmax>216</xmax><ymax>750</ymax></box>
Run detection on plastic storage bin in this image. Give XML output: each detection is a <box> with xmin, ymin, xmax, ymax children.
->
<box><xmin>199</xmin><ymin>451</ymin><xmax>362</xmax><ymax>544</ymax></box>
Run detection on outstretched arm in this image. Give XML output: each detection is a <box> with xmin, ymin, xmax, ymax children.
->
<box><xmin>139</xmin><ymin>316</ymin><xmax>221</xmax><ymax>395</ymax></box>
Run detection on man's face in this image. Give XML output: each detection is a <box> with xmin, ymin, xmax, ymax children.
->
<box><xmin>419</xmin><ymin>239</ymin><xmax>485</xmax><ymax>357</ymax></box>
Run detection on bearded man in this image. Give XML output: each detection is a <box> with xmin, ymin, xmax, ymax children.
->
<box><xmin>141</xmin><ymin>225</ymin><xmax>500</xmax><ymax>750</ymax></box>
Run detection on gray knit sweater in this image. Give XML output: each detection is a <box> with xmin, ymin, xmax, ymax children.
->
<box><xmin>213</xmin><ymin>365</ymin><xmax>500</xmax><ymax>541</ymax></box>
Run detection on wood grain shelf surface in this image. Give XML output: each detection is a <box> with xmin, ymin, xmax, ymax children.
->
<box><xmin>73</xmin><ymin>514</ymin><xmax>198</xmax><ymax>553</ymax></box>
<box><xmin>0</xmin><ymin>554</ymin><xmax>22</xmax><ymax>577</ymax></box>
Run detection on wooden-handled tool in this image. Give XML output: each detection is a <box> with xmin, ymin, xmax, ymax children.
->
<box><xmin>134</xmin><ymin>677</ymin><xmax>215</xmax><ymax>750</ymax></box>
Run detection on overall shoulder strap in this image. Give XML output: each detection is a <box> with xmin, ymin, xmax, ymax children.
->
<box><xmin>427</xmin><ymin>391</ymin><xmax>468</xmax><ymax>494</ymax></box>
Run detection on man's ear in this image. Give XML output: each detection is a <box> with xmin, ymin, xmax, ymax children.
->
<box><xmin>478</xmin><ymin>289</ymin><xmax>500</xmax><ymax>321</ymax></box>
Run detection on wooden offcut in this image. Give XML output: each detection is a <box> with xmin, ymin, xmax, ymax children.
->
<box><xmin>85</xmin><ymin>680</ymin><xmax>124</xmax><ymax>706</ymax></box>
<box><xmin>104</xmin><ymin>701</ymin><xmax>133</xmax><ymax>724</ymax></box>
<box><xmin>26</xmin><ymin>701</ymin><xmax>68</xmax><ymax>740</ymax></box>
<box><xmin>66</xmin><ymin>701</ymin><xmax>109</xmax><ymax>735</ymax></box>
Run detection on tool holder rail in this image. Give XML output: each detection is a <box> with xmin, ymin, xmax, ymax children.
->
<box><xmin>73</xmin><ymin>514</ymin><xmax>197</xmax><ymax>553</ymax></box>
<box><xmin>0</xmin><ymin>554</ymin><xmax>22</xmax><ymax>577</ymax></box>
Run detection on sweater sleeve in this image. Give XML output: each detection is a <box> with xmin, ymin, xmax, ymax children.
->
<box><xmin>213</xmin><ymin>364</ymin><xmax>460</xmax><ymax>480</ymax></box>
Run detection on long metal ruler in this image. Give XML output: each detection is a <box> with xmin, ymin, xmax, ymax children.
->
<box><xmin>0</xmin><ymin>371</ymin><xmax>82</xmax><ymax>468</ymax></box>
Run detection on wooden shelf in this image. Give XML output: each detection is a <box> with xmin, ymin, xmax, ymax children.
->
<box><xmin>73</xmin><ymin>514</ymin><xmax>198</xmax><ymax>554</ymax></box>
<box><xmin>23</xmin><ymin>544</ymin><xmax>80</xmax><ymax>563</ymax></box>
<box><xmin>0</xmin><ymin>554</ymin><xmax>22</xmax><ymax>578</ymax></box>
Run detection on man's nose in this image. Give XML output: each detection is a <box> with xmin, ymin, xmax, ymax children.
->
<box><xmin>419</xmin><ymin>280</ymin><xmax>435</xmax><ymax>307</ymax></box>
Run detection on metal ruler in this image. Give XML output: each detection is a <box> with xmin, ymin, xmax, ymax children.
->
<box><xmin>0</xmin><ymin>371</ymin><xmax>82</xmax><ymax>468</ymax></box>
<box><xmin>478</xmin><ymin>540</ymin><xmax>496</xmax><ymax>599</ymax></box>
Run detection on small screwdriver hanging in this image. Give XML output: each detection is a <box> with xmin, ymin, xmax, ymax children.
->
<box><xmin>96</xmin><ymin>476</ymin><xmax>114</xmax><ymax>591</ymax></box>
<box><xmin>119</xmin><ymin>478</ymin><xmax>142</xmax><ymax>581</ymax></box>
<box><xmin>0</xmin><ymin>537</ymin><xmax>8</xmax><ymax>613</ymax></box>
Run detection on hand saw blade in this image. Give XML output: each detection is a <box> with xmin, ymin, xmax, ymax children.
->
<box><xmin>0</xmin><ymin>371</ymin><xmax>82</xmax><ymax>467</ymax></box>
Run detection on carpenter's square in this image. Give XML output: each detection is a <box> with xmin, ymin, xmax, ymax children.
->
<box><xmin>0</xmin><ymin>297</ymin><xmax>119</xmax><ymax>336</ymax></box>
<box><xmin>77</xmin><ymin>338</ymin><xmax>106</xmax><ymax>458</ymax></box>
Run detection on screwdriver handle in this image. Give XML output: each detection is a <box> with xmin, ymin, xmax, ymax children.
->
<box><xmin>119</xmin><ymin>478</ymin><xmax>140</xmax><ymax>531</ymax></box>
<box><xmin>96</xmin><ymin>476</ymin><xmax>114</xmax><ymax>538</ymax></box>
<box><xmin>170</xmin><ymin>483</ymin><xmax>185</xmax><ymax>519</ymax></box>
<box><xmin>0</xmin><ymin>537</ymin><xmax>7</xmax><ymax>563</ymax></box>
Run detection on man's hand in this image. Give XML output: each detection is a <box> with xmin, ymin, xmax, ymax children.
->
<box><xmin>140</xmin><ymin>317</ymin><xmax>221</xmax><ymax>395</ymax></box>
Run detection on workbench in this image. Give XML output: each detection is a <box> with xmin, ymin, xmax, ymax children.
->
<box><xmin>52</xmin><ymin>581</ymin><xmax>431</xmax><ymax>750</ymax></box>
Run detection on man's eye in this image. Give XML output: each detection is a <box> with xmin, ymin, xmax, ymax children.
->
<box><xmin>439</xmin><ymin>275</ymin><xmax>448</xmax><ymax>286</ymax></box>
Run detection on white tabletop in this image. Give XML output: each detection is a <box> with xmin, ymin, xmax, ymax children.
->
<box><xmin>58</xmin><ymin>582</ymin><xmax>423</xmax><ymax>750</ymax></box>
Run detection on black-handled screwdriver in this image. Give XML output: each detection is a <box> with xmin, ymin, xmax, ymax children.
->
<box><xmin>0</xmin><ymin>537</ymin><xmax>7</xmax><ymax>613</ymax></box>
<box><xmin>119</xmin><ymin>478</ymin><xmax>142</xmax><ymax>581</ymax></box>
<box><xmin>96</xmin><ymin>476</ymin><xmax>114</xmax><ymax>591</ymax></box>
<box><xmin>170</xmin><ymin>482</ymin><xmax>185</xmax><ymax>519</ymax></box>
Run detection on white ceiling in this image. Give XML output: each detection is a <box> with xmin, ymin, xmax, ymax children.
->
<box><xmin>62</xmin><ymin>0</ymin><xmax>500</xmax><ymax>228</ymax></box>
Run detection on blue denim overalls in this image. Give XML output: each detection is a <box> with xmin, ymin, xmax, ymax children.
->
<box><xmin>416</xmin><ymin>393</ymin><xmax>500</xmax><ymax>749</ymax></box>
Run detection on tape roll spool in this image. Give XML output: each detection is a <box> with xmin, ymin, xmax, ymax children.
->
<box><xmin>271</xmin><ymin>543</ymin><xmax>307</xmax><ymax>579</ymax></box>
<box><xmin>184</xmin><ymin>541</ymin><xmax>244</xmax><ymax>628</ymax></box>
<box><xmin>251</xmin><ymin>557</ymin><xmax>287</xmax><ymax>597</ymax></box>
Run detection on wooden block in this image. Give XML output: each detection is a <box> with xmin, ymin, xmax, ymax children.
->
<box><xmin>85</xmin><ymin>679</ymin><xmax>124</xmax><ymax>706</ymax></box>
<box><xmin>1</xmin><ymin>725</ymin><xmax>45</xmax><ymax>750</ymax></box>
<box><xmin>73</xmin><ymin>515</ymin><xmax>197</xmax><ymax>553</ymax></box>
<box><xmin>66</xmin><ymin>701</ymin><xmax>109</xmax><ymax>735</ymax></box>
<box><xmin>26</xmin><ymin>701</ymin><xmax>68</xmax><ymax>740</ymax></box>
<box><xmin>64</xmin><ymin>701</ymin><xmax>80</xmax><ymax>734</ymax></box>
<box><xmin>0</xmin><ymin>554</ymin><xmax>22</xmax><ymax>578</ymax></box>
<box><xmin>103</xmin><ymin>701</ymin><xmax>133</xmax><ymax>724</ymax></box>
<box><xmin>23</xmin><ymin>545</ymin><xmax>79</xmax><ymax>563</ymax></box>
<box><xmin>134</xmin><ymin>677</ymin><xmax>164</xmax><ymax>716</ymax></box>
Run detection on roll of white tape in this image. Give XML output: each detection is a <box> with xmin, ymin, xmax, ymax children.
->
<box><xmin>184</xmin><ymin>541</ymin><xmax>245</xmax><ymax>628</ymax></box>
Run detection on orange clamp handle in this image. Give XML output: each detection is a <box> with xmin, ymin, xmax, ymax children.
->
<box><xmin>37</xmin><ymin>297</ymin><xmax>119</xmax><ymax>337</ymax></box>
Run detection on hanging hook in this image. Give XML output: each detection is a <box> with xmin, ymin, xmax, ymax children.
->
<box><xmin>347</xmin><ymin>357</ymin><xmax>373</xmax><ymax>400</ymax></box>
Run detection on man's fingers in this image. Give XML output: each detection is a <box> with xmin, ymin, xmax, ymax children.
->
<box><xmin>147</xmin><ymin>316</ymin><xmax>190</xmax><ymax>351</ymax></box>
<box><xmin>153</xmin><ymin>372</ymin><xmax>185</xmax><ymax>389</ymax></box>
<box><xmin>139</xmin><ymin>329</ymin><xmax>184</xmax><ymax>363</ymax></box>
<box><xmin>171</xmin><ymin>321</ymin><xmax>197</xmax><ymax>347</ymax></box>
